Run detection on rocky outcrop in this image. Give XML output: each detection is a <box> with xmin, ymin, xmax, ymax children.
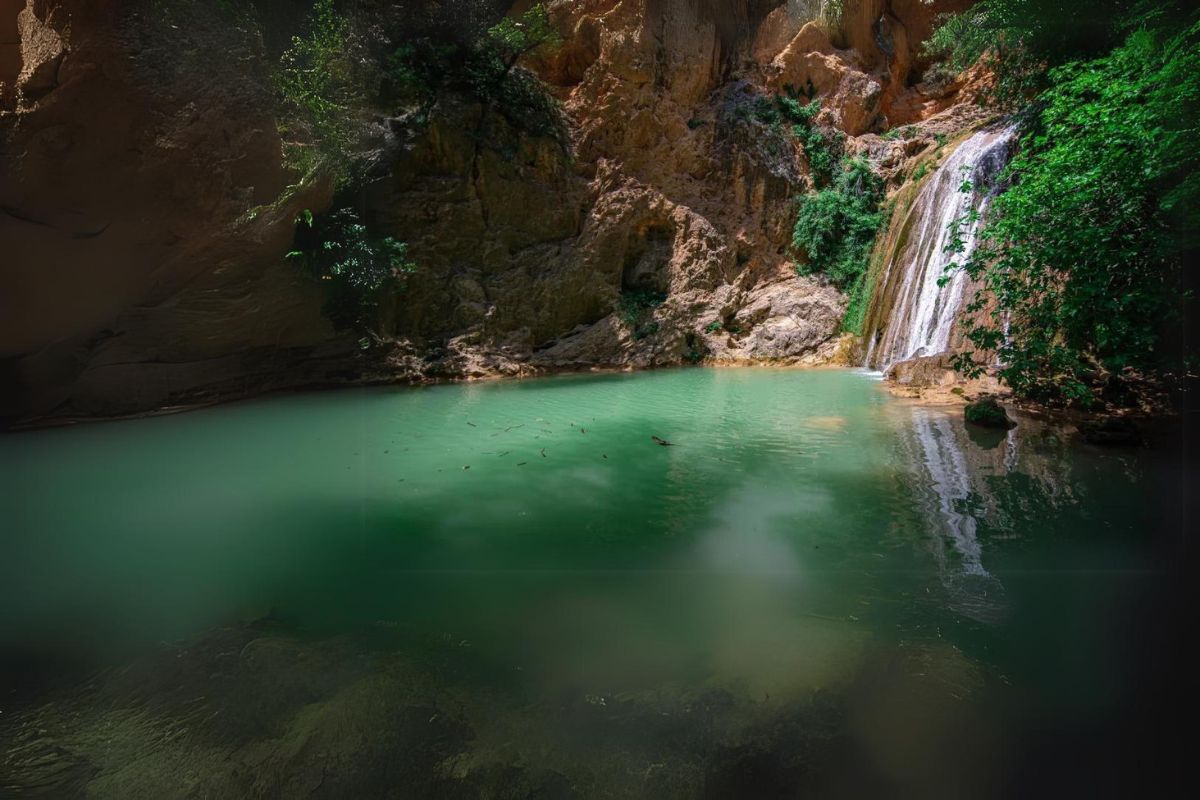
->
<box><xmin>375</xmin><ymin>0</ymin><xmax>980</xmax><ymax>378</ymax></box>
<box><xmin>1</xmin><ymin>1</ymin><xmax>347</xmax><ymax>420</ymax></box>
<box><xmin>1</xmin><ymin>0</ymin><xmax>984</xmax><ymax>424</ymax></box>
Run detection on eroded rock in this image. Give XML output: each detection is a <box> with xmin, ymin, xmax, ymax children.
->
<box><xmin>1</xmin><ymin>0</ymin><xmax>989</xmax><ymax>422</ymax></box>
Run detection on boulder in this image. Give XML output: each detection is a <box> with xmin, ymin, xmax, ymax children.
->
<box><xmin>964</xmin><ymin>396</ymin><xmax>1015</xmax><ymax>429</ymax></box>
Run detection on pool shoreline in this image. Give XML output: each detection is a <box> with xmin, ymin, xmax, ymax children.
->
<box><xmin>3</xmin><ymin>360</ymin><xmax>855</xmax><ymax>433</ymax></box>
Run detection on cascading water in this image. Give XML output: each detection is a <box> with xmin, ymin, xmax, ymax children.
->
<box><xmin>865</xmin><ymin>125</ymin><xmax>1017</xmax><ymax>371</ymax></box>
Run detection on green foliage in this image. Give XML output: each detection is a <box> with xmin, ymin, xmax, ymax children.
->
<box><xmin>948</xmin><ymin>11</ymin><xmax>1199</xmax><ymax>406</ymax></box>
<box><xmin>275</xmin><ymin>0</ymin><xmax>365</xmax><ymax>182</ymax></box>
<box><xmin>486</xmin><ymin>5</ymin><xmax>558</xmax><ymax>67</ymax></box>
<box><xmin>277</xmin><ymin>2</ymin><xmax>565</xmax><ymax>183</ymax></box>
<box><xmin>923</xmin><ymin>0</ymin><xmax>1043</xmax><ymax>105</ymax></box>
<box><xmin>792</xmin><ymin>156</ymin><xmax>886</xmax><ymax>333</ymax></box>
<box><xmin>381</xmin><ymin>4</ymin><xmax>566</xmax><ymax>146</ymax></box>
<box><xmin>617</xmin><ymin>289</ymin><xmax>666</xmax><ymax>339</ymax></box>
<box><xmin>911</xmin><ymin>162</ymin><xmax>930</xmax><ymax>182</ymax></box>
<box><xmin>964</xmin><ymin>397</ymin><xmax>1013</xmax><ymax>428</ymax></box>
<box><xmin>288</xmin><ymin>205</ymin><xmax>416</xmax><ymax>332</ymax></box>
<box><xmin>634</xmin><ymin>322</ymin><xmax>661</xmax><ymax>341</ymax></box>
<box><xmin>704</xmin><ymin>321</ymin><xmax>723</xmax><ymax>334</ymax></box>
<box><xmin>818</xmin><ymin>0</ymin><xmax>845</xmax><ymax>31</ymax></box>
<box><xmin>683</xmin><ymin>331</ymin><xmax>708</xmax><ymax>363</ymax></box>
<box><xmin>724</xmin><ymin>89</ymin><xmax>842</xmax><ymax>186</ymax></box>
<box><xmin>924</xmin><ymin>0</ymin><xmax>1194</xmax><ymax>106</ymax></box>
<box><xmin>792</xmin><ymin>157</ymin><xmax>885</xmax><ymax>291</ymax></box>
<box><xmin>617</xmin><ymin>289</ymin><xmax>666</xmax><ymax>324</ymax></box>
<box><xmin>776</xmin><ymin>94</ymin><xmax>843</xmax><ymax>187</ymax></box>
<box><xmin>752</xmin><ymin>95</ymin><xmax>780</xmax><ymax>126</ymax></box>
<box><xmin>840</xmin><ymin>270</ymin><xmax>873</xmax><ymax>336</ymax></box>
<box><xmin>883</xmin><ymin>125</ymin><xmax>916</xmax><ymax>141</ymax></box>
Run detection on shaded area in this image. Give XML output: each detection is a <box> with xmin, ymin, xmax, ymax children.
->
<box><xmin>0</xmin><ymin>368</ymin><xmax>1188</xmax><ymax>796</ymax></box>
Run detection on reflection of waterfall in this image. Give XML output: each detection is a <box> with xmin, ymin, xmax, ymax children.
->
<box><xmin>866</xmin><ymin>126</ymin><xmax>1017</xmax><ymax>371</ymax></box>
<box><xmin>906</xmin><ymin>409</ymin><xmax>1008</xmax><ymax>625</ymax></box>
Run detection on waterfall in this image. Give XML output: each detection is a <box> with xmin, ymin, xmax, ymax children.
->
<box><xmin>865</xmin><ymin>125</ymin><xmax>1017</xmax><ymax>371</ymax></box>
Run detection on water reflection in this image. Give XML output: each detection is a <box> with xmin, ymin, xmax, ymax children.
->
<box><xmin>0</xmin><ymin>369</ymin><xmax>1177</xmax><ymax>797</ymax></box>
<box><xmin>901</xmin><ymin>408</ymin><xmax>1008</xmax><ymax>625</ymax></box>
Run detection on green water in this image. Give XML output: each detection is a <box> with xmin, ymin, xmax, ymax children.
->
<box><xmin>0</xmin><ymin>368</ymin><xmax>1186</xmax><ymax>797</ymax></box>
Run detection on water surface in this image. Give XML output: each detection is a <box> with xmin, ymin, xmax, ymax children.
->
<box><xmin>0</xmin><ymin>368</ymin><xmax>1186</xmax><ymax>797</ymax></box>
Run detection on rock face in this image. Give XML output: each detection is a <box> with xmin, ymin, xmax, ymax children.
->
<box><xmin>0</xmin><ymin>0</ymin><xmax>983</xmax><ymax>424</ymax></box>
<box><xmin>1</xmin><ymin>1</ymin><xmax>348</xmax><ymax>421</ymax></box>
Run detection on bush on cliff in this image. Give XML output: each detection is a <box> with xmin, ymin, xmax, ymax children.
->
<box><xmin>922</xmin><ymin>0</ymin><xmax>1187</xmax><ymax>106</ymax></box>
<box><xmin>276</xmin><ymin>0</ymin><xmax>565</xmax><ymax>184</ymax></box>
<box><xmin>275</xmin><ymin>0</ymin><xmax>368</xmax><ymax>182</ymax></box>
<box><xmin>793</xmin><ymin>157</ymin><xmax>885</xmax><ymax>333</ymax></box>
<box><xmin>287</xmin><ymin>205</ymin><xmax>416</xmax><ymax>333</ymax></box>
<box><xmin>383</xmin><ymin>4</ymin><xmax>565</xmax><ymax>146</ymax></box>
<box><xmin>944</xmin><ymin>6</ymin><xmax>1199</xmax><ymax>406</ymax></box>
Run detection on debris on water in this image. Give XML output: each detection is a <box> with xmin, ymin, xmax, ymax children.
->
<box><xmin>463</xmin><ymin>465</ymin><xmax>470</xmax><ymax>470</ymax></box>
<box><xmin>651</xmin><ymin>436</ymin><xmax>674</xmax><ymax>446</ymax></box>
<box><xmin>580</xmin><ymin>428</ymin><xmax>586</xmax><ymax>434</ymax></box>
<box><xmin>498</xmin><ymin>451</ymin><xmax>509</xmax><ymax>457</ymax></box>
<box><xmin>466</xmin><ymin>422</ymin><xmax>477</xmax><ymax>427</ymax></box>
<box><xmin>602</xmin><ymin>454</ymin><xmax>607</xmax><ymax>459</ymax></box>
<box><xmin>504</xmin><ymin>425</ymin><xmax>524</xmax><ymax>432</ymax></box>
<box><xmin>517</xmin><ymin>462</ymin><xmax>527</xmax><ymax>466</ymax></box>
<box><xmin>540</xmin><ymin>448</ymin><xmax>547</xmax><ymax>458</ymax></box>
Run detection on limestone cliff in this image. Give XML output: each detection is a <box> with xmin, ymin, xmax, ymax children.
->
<box><xmin>0</xmin><ymin>0</ymin><xmax>983</xmax><ymax>424</ymax></box>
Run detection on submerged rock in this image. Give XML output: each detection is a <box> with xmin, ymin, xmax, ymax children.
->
<box><xmin>1077</xmin><ymin>416</ymin><xmax>1143</xmax><ymax>447</ymax></box>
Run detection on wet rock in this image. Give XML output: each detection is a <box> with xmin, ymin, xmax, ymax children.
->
<box><xmin>886</xmin><ymin>354</ymin><xmax>957</xmax><ymax>388</ymax></box>
<box><xmin>964</xmin><ymin>396</ymin><xmax>1015</xmax><ymax>429</ymax></box>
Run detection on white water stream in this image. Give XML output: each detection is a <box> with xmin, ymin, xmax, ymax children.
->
<box><xmin>868</xmin><ymin>125</ymin><xmax>1017</xmax><ymax>371</ymax></box>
